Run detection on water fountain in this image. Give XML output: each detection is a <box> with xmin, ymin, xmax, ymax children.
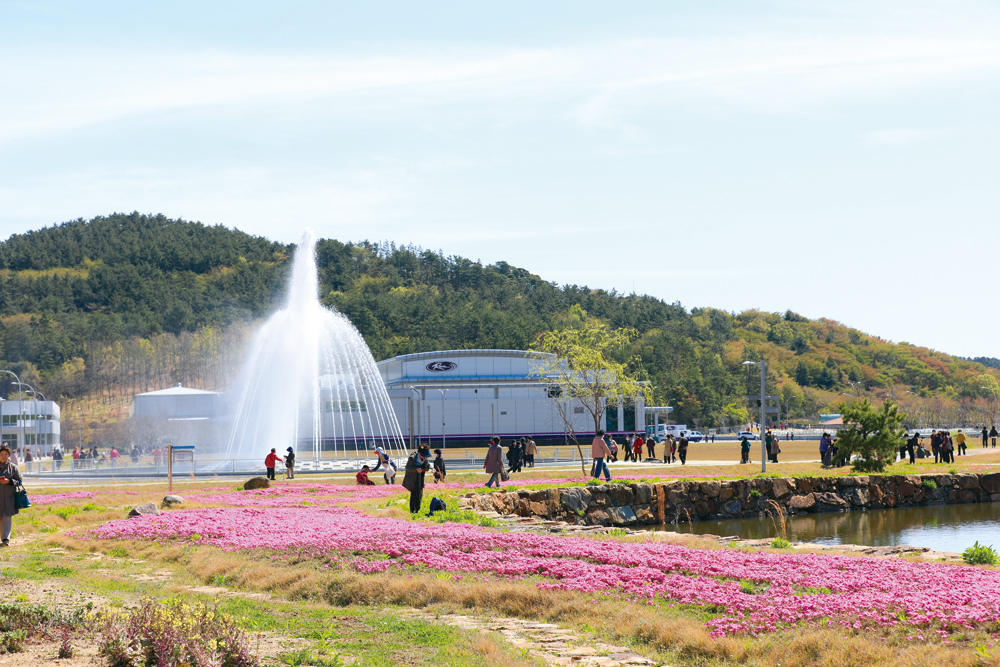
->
<box><xmin>224</xmin><ymin>230</ymin><xmax>406</xmax><ymax>466</ymax></box>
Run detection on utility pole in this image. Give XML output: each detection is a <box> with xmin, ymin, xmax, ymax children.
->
<box><xmin>742</xmin><ymin>360</ymin><xmax>767</xmax><ymax>473</ymax></box>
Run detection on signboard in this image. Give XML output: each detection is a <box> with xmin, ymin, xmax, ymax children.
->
<box><xmin>426</xmin><ymin>361</ymin><xmax>457</xmax><ymax>372</ymax></box>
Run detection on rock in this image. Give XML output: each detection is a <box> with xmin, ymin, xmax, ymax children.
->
<box><xmin>815</xmin><ymin>492</ymin><xmax>849</xmax><ymax>509</ymax></box>
<box><xmin>897</xmin><ymin>481</ymin><xmax>915</xmax><ymax>496</ymax></box>
<box><xmin>585</xmin><ymin>508</ymin><xmax>609</xmax><ymax>525</ymax></box>
<box><xmin>606</xmin><ymin>506</ymin><xmax>638</xmax><ymax>525</ymax></box>
<box><xmin>958</xmin><ymin>475</ymin><xmax>980</xmax><ymax>490</ymax></box>
<box><xmin>981</xmin><ymin>473</ymin><xmax>1000</xmax><ymax>494</ymax></box>
<box><xmin>244</xmin><ymin>477</ymin><xmax>270</xmax><ymax>490</ymax></box>
<box><xmin>161</xmin><ymin>495</ymin><xmax>185</xmax><ymax>507</ymax></box>
<box><xmin>700</xmin><ymin>481</ymin><xmax>721</xmax><ymax>498</ymax></box>
<box><xmin>632</xmin><ymin>484</ymin><xmax>652</xmax><ymax>505</ymax></box>
<box><xmin>770</xmin><ymin>478</ymin><xmax>791</xmax><ymax>499</ymax></box>
<box><xmin>693</xmin><ymin>500</ymin><xmax>716</xmax><ymax>517</ymax></box>
<box><xmin>719</xmin><ymin>487</ymin><xmax>735</xmax><ymax>502</ymax></box>
<box><xmin>634</xmin><ymin>504</ymin><xmax>656</xmax><ymax>523</ymax></box>
<box><xmin>788</xmin><ymin>493</ymin><xmax>816</xmax><ymax>510</ymax></box>
<box><xmin>667</xmin><ymin>490</ymin><xmax>687</xmax><ymax>505</ymax></box>
<box><xmin>128</xmin><ymin>503</ymin><xmax>161</xmax><ymax>518</ymax></box>
<box><xmin>560</xmin><ymin>488</ymin><xmax>592</xmax><ymax>513</ymax></box>
<box><xmin>529</xmin><ymin>502</ymin><xmax>549</xmax><ymax>517</ymax></box>
<box><xmin>837</xmin><ymin>477</ymin><xmax>856</xmax><ymax>487</ymax></box>
<box><xmin>847</xmin><ymin>488</ymin><xmax>869</xmax><ymax>506</ymax></box>
<box><xmin>609</xmin><ymin>485</ymin><xmax>634</xmax><ymax>504</ymax></box>
<box><xmin>721</xmin><ymin>499</ymin><xmax>742</xmax><ymax>515</ymax></box>
<box><xmin>957</xmin><ymin>490</ymin><xmax>976</xmax><ymax>504</ymax></box>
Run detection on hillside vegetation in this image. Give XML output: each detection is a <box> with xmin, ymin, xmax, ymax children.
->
<box><xmin>0</xmin><ymin>213</ymin><xmax>995</xmax><ymax>436</ymax></box>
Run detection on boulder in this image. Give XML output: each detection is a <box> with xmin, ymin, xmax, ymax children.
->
<box><xmin>956</xmin><ymin>490</ymin><xmax>976</xmax><ymax>504</ymax></box>
<box><xmin>606</xmin><ymin>506</ymin><xmax>638</xmax><ymax>525</ymax></box>
<box><xmin>585</xmin><ymin>508</ymin><xmax>610</xmax><ymax>525</ymax></box>
<box><xmin>721</xmin><ymin>499</ymin><xmax>742</xmax><ymax>515</ymax></box>
<box><xmin>128</xmin><ymin>503</ymin><xmax>161</xmax><ymax>518</ymax></box>
<box><xmin>770</xmin><ymin>478</ymin><xmax>791</xmax><ymax>499</ymax></box>
<box><xmin>634</xmin><ymin>504</ymin><xmax>656</xmax><ymax>523</ymax></box>
<box><xmin>560</xmin><ymin>488</ymin><xmax>592</xmax><ymax>513</ymax></box>
<box><xmin>788</xmin><ymin>493</ymin><xmax>816</xmax><ymax>510</ymax></box>
<box><xmin>161</xmin><ymin>495</ymin><xmax>185</xmax><ymax>507</ymax></box>
<box><xmin>699</xmin><ymin>481</ymin><xmax>721</xmax><ymax>498</ymax></box>
<box><xmin>244</xmin><ymin>477</ymin><xmax>270</xmax><ymax>490</ymax></box>
<box><xmin>693</xmin><ymin>500</ymin><xmax>716</xmax><ymax>518</ymax></box>
<box><xmin>981</xmin><ymin>473</ymin><xmax>1000</xmax><ymax>494</ymax></box>
<box><xmin>633</xmin><ymin>484</ymin><xmax>652</xmax><ymax>505</ymax></box>
<box><xmin>958</xmin><ymin>475</ymin><xmax>980</xmax><ymax>490</ymax></box>
<box><xmin>609</xmin><ymin>485</ymin><xmax>634</xmax><ymax>504</ymax></box>
<box><xmin>719</xmin><ymin>487</ymin><xmax>735</xmax><ymax>502</ymax></box>
<box><xmin>896</xmin><ymin>481</ymin><xmax>915</xmax><ymax>496</ymax></box>
<box><xmin>847</xmin><ymin>488</ymin><xmax>869</xmax><ymax>506</ymax></box>
<box><xmin>815</xmin><ymin>493</ymin><xmax>849</xmax><ymax>509</ymax></box>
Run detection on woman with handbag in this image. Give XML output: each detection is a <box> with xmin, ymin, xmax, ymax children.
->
<box><xmin>0</xmin><ymin>444</ymin><xmax>23</xmax><ymax>547</ymax></box>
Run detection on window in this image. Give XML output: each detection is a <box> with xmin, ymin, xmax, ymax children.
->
<box><xmin>574</xmin><ymin>407</ymin><xmax>585</xmax><ymax>414</ymax></box>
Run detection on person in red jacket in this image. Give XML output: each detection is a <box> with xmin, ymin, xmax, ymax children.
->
<box><xmin>632</xmin><ymin>434</ymin><xmax>644</xmax><ymax>461</ymax></box>
<box><xmin>264</xmin><ymin>448</ymin><xmax>283</xmax><ymax>480</ymax></box>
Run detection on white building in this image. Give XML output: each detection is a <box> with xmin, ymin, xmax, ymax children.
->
<box><xmin>129</xmin><ymin>384</ymin><xmax>226</xmax><ymax>450</ymax></box>
<box><xmin>377</xmin><ymin>349</ymin><xmax>646</xmax><ymax>448</ymax></box>
<box><xmin>1</xmin><ymin>400</ymin><xmax>60</xmax><ymax>454</ymax></box>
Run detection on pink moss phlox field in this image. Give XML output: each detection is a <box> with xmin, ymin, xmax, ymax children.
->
<box><xmin>87</xmin><ymin>505</ymin><xmax>1000</xmax><ymax>636</ymax></box>
<box><xmin>32</xmin><ymin>489</ymin><xmax>140</xmax><ymax>506</ymax></box>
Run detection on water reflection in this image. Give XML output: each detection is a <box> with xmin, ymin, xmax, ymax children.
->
<box><xmin>669</xmin><ymin>503</ymin><xmax>1000</xmax><ymax>552</ymax></box>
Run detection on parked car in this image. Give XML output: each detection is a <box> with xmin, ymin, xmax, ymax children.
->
<box><xmin>737</xmin><ymin>431</ymin><xmax>759</xmax><ymax>441</ymax></box>
<box><xmin>684</xmin><ymin>430</ymin><xmax>705</xmax><ymax>442</ymax></box>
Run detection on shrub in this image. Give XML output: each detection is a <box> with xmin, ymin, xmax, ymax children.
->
<box><xmin>98</xmin><ymin>599</ymin><xmax>260</xmax><ymax>667</ymax></box>
<box><xmin>963</xmin><ymin>541</ymin><xmax>998</xmax><ymax>566</ymax></box>
<box><xmin>749</xmin><ymin>490</ymin><xmax>763</xmax><ymax>499</ymax></box>
<box><xmin>770</xmin><ymin>537</ymin><xmax>791</xmax><ymax>549</ymax></box>
<box><xmin>922</xmin><ymin>479</ymin><xmax>937</xmax><ymax>491</ymax></box>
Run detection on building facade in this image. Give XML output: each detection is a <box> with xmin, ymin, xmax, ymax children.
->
<box><xmin>378</xmin><ymin>349</ymin><xmax>646</xmax><ymax>448</ymax></box>
<box><xmin>0</xmin><ymin>400</ymin><xmax>60</xmax><ymax>453</ymax></box>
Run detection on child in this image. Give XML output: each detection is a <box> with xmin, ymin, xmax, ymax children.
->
<box><xmin>356</xmin><ymin>465</ymin><xmax>375</xmax><ymax>486</ymax></box>
<box><xmin>432</xmin><ymin>449</ymin><xmax>446</xmax><ymax>483</ymax></box>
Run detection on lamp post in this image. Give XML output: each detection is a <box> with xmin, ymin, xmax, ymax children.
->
<box><xmin>13</xmin><ymin>383</ymin><xmax>42</xmax><ymax>454</ymax></box>
<box><xmin>0</xmin><ymin>371</ymin><xmax>22</xmax><ymax>455</ymax></box>
<box><xmin>437</xmin><ymin>388</ymin><xmax>448</xmax><ymax>449</ymax></box>
<box><xmin>742</xmin><ymin>360</ymin><xmax>766</xmax><ymax>473</ymax></box>
<box><xmin>847</xmin><ymin>381</ymin><xmax>860</xmax><ymax>399</ymax></box>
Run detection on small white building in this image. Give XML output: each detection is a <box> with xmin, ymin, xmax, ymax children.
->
<box><xmin>377</xmin><ymin>349</ymin><xmax>646</xmax><ymax>448</ymax></box>
<box><xmin>130</xmin><ymin>384</ymin><xmax>222</xmax><ymax>419</ymax></box>
<box><xmin>0</xmin><ymin>400</ymin><xmax>60</xmax><ymax>454</ymax></box>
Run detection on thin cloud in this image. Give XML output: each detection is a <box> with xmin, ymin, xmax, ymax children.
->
<box><xmin>865</xmin><ymin>128</ymin><xmax>941</xmax><ymax>145</ymax></box>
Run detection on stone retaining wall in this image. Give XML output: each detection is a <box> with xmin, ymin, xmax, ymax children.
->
<box><xmin>461</xmin><ymin>473</ymin><xmax>1000</xmax><ymax>526</ymax></box>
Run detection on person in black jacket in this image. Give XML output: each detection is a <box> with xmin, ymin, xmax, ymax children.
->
<box><xmin>991</xmin><ymin>426</ymin><xmax>998</xmax><ymax>448</ymax></box>
<box><xmin>432</xmin><ymin>449</ymin><xmax>446</xmax><ymax>483</ymax></box>
<box><xmin>403</xmin><ymin>445</ymin><xmax>431</xmax><ymax>513</ymax></box>
<box><xmin>285</xmin><ymin>447</ymin><xmax>296</xmax><ymax>479</ymax></box>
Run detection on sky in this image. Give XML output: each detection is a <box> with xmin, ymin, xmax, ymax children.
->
<box><xmin>2</xmin><ymin>1</ymin><xmax>1000</xmax><ymax>357</ymax></box>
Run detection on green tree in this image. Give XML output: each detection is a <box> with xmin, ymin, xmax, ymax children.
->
<box><xmin>835</xmin><ymin>399</ymin><xmax>905</xmax><ymax>473</ymax></box>
<box><xmin>530</xmin><ymin>323</ymin><xmax>649</xmax><ymax>473</ymax></box>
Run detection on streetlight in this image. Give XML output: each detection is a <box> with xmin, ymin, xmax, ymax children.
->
<box><xmin>437</xmin><ymin>388</ymin><xmax>448</xmax><ymax>449</ymax></box>
<box><xmin>742</xmin><ymin>360</ymin><xmax>766</xmax><ymax>473</ymax></box>
<box><xmin>847</xmin><ymin>381</ymin><xmax>860</xmax><ymax>398</ymax></box>
<box><xmin>13</xmin><ymin>382</ymin><xmax>43</xmax><ymax>455</ymax></box>
<box><xmin>0</xmin><ymin>371</ymin><xmax>22</xmax><ymax>456</ymax></box>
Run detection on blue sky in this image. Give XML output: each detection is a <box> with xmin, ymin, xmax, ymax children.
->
<box><xmin>3</xmin><ymin>1</ymin><xmax>1000</xmax><ymax>357</ymax></box>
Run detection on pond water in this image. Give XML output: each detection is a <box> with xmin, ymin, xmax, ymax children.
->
<box><xmin>667</xmin><ymin>503</ymin><xmax>1000</xmax><ymax>553</ymax></box>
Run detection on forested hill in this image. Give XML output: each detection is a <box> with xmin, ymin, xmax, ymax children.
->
<box><xmin>0</xmin><ymin>212</ymin><xmax>996</xmax><ymax>428</ymax></box>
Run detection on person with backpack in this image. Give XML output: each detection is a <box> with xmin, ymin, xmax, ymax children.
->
<box><xmin>432</xmin><ymin>449</ymin><xmax>447</xmax><ymax>483</ymax></box>
<box><xmin>484</xmin><ymin>436</ymin><xmax>504</xmax><ymax>488</ymax></box>
<box><xmin>591</xmin><ymin>429</ymin><xmax>612</xmax><ymax>482</ymax></box>
<box><xmin>284</xmin><ymin>447</ymin><xmax>296</xmax><ymax>479</ymax></box>
<box><xmin>264</xmin><ymin>448</ymin><xmax>283</xmax><ymax>481</ymax></box>
<box><xmin>402</xmin><ymin>444</ymin><xmax>431</xmax><ymax>513</ymax></box>
<box><xmin>677</xmin><ymin>435</ymin><xmax>689</xmax><ymax>465</ymax></box>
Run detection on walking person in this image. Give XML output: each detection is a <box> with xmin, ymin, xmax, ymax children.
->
<box><xmin>956</xmin><ymin>430</ymin><xmax>967</xmax><ymax>457</ymax></box>
<box><xmin>402</xmin><ymin>444</ymin><xmax>431</xmax><ymax>513</ymax></box>
<box><xmin>740</xmin><ymin>436</ymin><xmax>751</xmax><ymax>464</ymax></box>
<box><xmin>0</xmin><ymin>445</ymin><xmax>21</xmax><ymax>547</ymax></box>
<box><xmin>622</xmin><ymin>434</ymin><xmax>633</xmax><ymax>462</ymax></box>
<box><xmin>591</xmin><ymin>429</ymin><xmax>612</xmax><ymax>482</ymax></box>
<box><xmin>632</xmin><ymin>433</ymin><xmax>644</xmax><ymax>461</ymax></box>
<box><xmin>765</xmin><ymin>431</ymin><xmax>773</xmax><ymax>462</ymax></box>
<box><xmin>484</xmin><ymin>436</ymin><xmax>504</xmax><ymax>488</ymax></box>
<box><xmin>646</xmin><ymin>436</ymin><xmax>656</xmax><ymax>460</ymax></box>
<box><xmin>930</xmin><ymin>431</ymin><xmax>941</xmax><ymax>463</ymax></box>
<box><xmin>607</xmin><ymin>435</ymin><xmax>619</xmax><ymax>462</ymax></box>
<box><xmin>819</xmin><ymin>433</ymin><xmax>831</xmax><ymax>467</ymax></box>
<box><xmin>906</xmin><ymin>432</ymin><xmax>918</xmax><ymax>464</ymax></box>
<box><xmin>506</xmin><ymin>440</ymin><xmax>522</xmax><ymax>474</ymax></box>
<box><xmin>991</xmin><ymin>425</ymin><xmax>998</xmax><ymax>448</ymax></box>
<box><xmin>524</xmin><ymin>437</ymin><xmax>537</xmax><ymax>467</ymax></box>
<box><xmin>677</xmin><ymin>434</ymin><xmax>689</xmax><ymax>465</ymax></box>
<box><xmin>264</xmin><ymin>448</ymin><xmax>283</xmax><ymax>480</ymax></box>
<box><xmin>285</xmin><ymin>447</ymin><xmax>296</xmax><ymax>479</ymax></box>
<box><xmin>983</xmin><ymin>426</ymin><xmax>989</xmax><ymax>448</ymax></box>
<box><xmin>23</xmin><ymin>448</ymin><xmax>32</xmax><ymax>475</ymax></box>
<box><xmin>944</xmin><ymin>432</ymin><xmax>955</xmax><ymax>464</ymax></box>
<box><xmin>432</xmin><ymin>448</ymin><xmax>447</xmax><ymax>483</ymax></box>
